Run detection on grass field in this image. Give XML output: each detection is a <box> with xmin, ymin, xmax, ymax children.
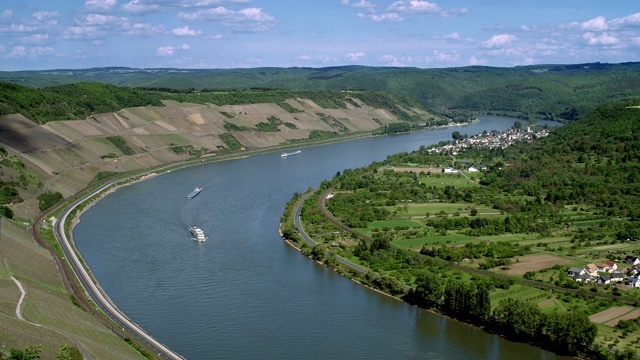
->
<box><xmin>419</xmin><ymin>174</ymin><xmax>479</xmax><ymax>188</ymax></box>
<box><xmin>0</xmin><ymin>218</ymin><xmax>142</xmax><ymax>359</ymax></box>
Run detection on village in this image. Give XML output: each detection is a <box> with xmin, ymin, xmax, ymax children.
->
<box><xmin>428</xmin><ymin>125</ymin><xmax>552</xmax><ymax>156</ymax></box>
<box><xmin>569</xmin><ymin>256</ymin><xmax>640</xmax><ymax>288</ymax></box>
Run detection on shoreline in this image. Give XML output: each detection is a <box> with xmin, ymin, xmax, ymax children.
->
<box><xmin>47</xmin><ymin>119</ymin><xmax>487</xmax><ymax>358</ymax></box>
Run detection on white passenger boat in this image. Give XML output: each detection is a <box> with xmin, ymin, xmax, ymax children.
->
<box><xmin>281</xmin><ymin>150</ymin><xmax>301</xmax><ymax>157</ymax></box>
<box><xmin>189</xmin><ymin>226</ymin><xmax>206</xmax><ymax>242</ymax></box>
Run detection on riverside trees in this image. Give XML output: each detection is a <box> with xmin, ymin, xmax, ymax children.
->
<box><xmin>282</xmin><ymin>99</ymin><xmax>640</xmax><ymax>358</ymax></box>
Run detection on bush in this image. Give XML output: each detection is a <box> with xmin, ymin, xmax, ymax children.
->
<box><xmin>37</xmin><ymin>191</ymin><xmax>63</xmax><ymax>211</ymax></box>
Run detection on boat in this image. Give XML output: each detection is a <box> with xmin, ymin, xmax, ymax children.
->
<box><xmin>189</xmin><ymin>226</ymin><xmax>206</xmax><ymax>242</ymax></box>
<box><xmin>186</xmin><ymin>187</ymin><xmax>202</xmax><ymax>199</ymax></box>
<box><xmin>281</xmin><ymin>150</ymin><xmax>301</xmax><ymax>157</ymax></box>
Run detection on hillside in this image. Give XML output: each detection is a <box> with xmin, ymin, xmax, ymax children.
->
<box><xmin>280</xmin><ymin>98</ymin><xmax>640</xmax><ymax>358</ymax></box>
<box><xmin>0</xmin><ymin>83</ymin><xmax>446</xmax><ymax>219</ymax></box>
<box><xmin>2</xmin><ymin>62</ymin><xmax>640</xmax><ymax>121</ymax></box>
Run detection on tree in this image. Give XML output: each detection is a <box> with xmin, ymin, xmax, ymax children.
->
<box><xmin>37</xmin><ymin>191</ymin><xmax>63</xmax><ymax>211</ymax></box>
<box><xmin>0</xmin><ymin>205</ymin><xmax>14</xmax><ymax>219</ymax></box>
<box><xmin>56</xmin><ymin>345</ymin><xmax>82</xmax><ymax>360</ymax></box>
<box><xmin>491</xmin><ymin>298</ymin><xmax>543</xmax><ymax>342</ymax></box>
<box><xmin>4</xmin><ymin>345</ymin><xmax>41</xmax><ymax>360</ymax></box>
<box><xmin>371</xmin><ymin>237</ymin><xmax>390</xmax><ymax>251</ymax></box>
<box><xmin>544</xmin><ymin>311</ymin><xmax>597</xmax><ymax>356</ymax></box>
<box><xmin>413</xmin><ymin>272</ymin><xmax>442</xmax><ymax>309</ymax></box>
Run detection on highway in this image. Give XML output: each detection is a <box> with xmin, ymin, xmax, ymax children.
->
<box><xmin>53</xmin><ymin>181</ymin><xmax>185</xmax><ymax>360</ymax></box>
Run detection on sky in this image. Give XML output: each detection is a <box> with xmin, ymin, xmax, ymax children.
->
<box><xmin>0</xmin><ymin>0</ymin><xmax>639</xmax><ymax>71</ymax></box>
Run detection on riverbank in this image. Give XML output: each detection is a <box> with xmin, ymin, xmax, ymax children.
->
<box><xmin>67</xmin><ymin>114</ymin><xmax>569</xmax><ymax>359</ymax></box>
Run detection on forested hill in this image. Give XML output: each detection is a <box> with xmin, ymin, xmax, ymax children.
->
<box><xmin>2</xmin><ymin>62</ymin><xmax>640</xmax><ymax>121</ymax></box>
<box><xmin>0</xmin><ymin>81</ymin><xmax>437</xmax><ymax>125</ymax></box>
<box><xmin>0</xmin><ymin>82</ymin><xmax>163</xmax><ymax>123</ymax></box>
<box><xmin>479</xmin><ymin>99</ymin><xmax>640</xmax><ymax>221</ymax></box>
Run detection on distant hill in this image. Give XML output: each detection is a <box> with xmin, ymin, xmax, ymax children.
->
<box><xmin>2</xmin><ymin>62</ymin><xmax>640</xmax><ymax>121</ymax></box>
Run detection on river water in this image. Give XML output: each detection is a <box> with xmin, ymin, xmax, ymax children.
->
<box><xmin>74</xmin><ymin>116</ymin><xmax>567</xmax><ymax>359</ymax></box>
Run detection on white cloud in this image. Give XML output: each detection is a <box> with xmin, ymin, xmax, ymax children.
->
<box><xmin>17</xmin><ymin>33</ymin><xmax>50</xmax><ymax>45</ymax></box>
<box><xmin>387</xmin><ymin>1</ymin><xmax>441</xmax><ymax>14</ymax></box>
<box><xmin>6</xmin><ymin>23</ymin><xmax>39</xmax><ymax>33</ymax></box>
<box><xmin>195</xmin><ymin>0</ymin><xmax>251</xmax><ymax>5</ymax></box>
<box><xmin>437</xmin><ymin>32</ymin><xmax>475</xmax><ymax>44</ymax></box>
<box><xmin>609</xmin><ymin>12</ymin><xmax>640</xmax><ymax>29</ymax></box>
<box><xmin>294</xmin><ymin>54</ymin><xmax>338</xmax><ymax>64</ymax></box>
<box><xmin>379</xmin><ymin>54</ymin><xmax>403</xmax><ymax>66</ymax></box>
<box><xmin>358</xmin><ymin>12</ymin><xmax>404</xmax><ymax>23</ymax></box>
<box><xmin>76</xmin><ymin>13</ymin><xmax>128</xmax><ymax>27</ymax></box>
<box><xmin>351</xmin><ymin>0</ymin><xmax>377</xmax><ymax>8</ymax></box>
<box><xmin>6</xmin><ymin>45</ymin><xmax>55</xmax><ymax>60</ymax></box>
<box><xmin>123</xmin><ymin>22</ymin><xmax>166</xmax><ymax>36</ymax></box>
<box><xmin>581</xmin><ymin>16</ymin><xmax>608</xmax><ymax>31</ymax></box>
<box><xmin>122</xmin><ymin>0</ymin><xmax>162</xmax><ymax>15</ymax></box>
<box><xmin>357</xmin><ymin>1</ymin><xmax>467</xmax><ymax>23</ymax></box>
<box><xmin>482</xmin><ymin>34</ymin><xmax>518</xmax><ymax>48</ymax></box>
<box><xmin>172</xmin><ymin>25</ymin><xmax>201</xmax><ymax>36</ymax></box>
<box><xmin>156</xmin><ymin>43</ymin><xmax>191</xmax><ymax>57</ymax></box>
<box><xmin>157</xmin><ymin>46</ymin><xmax>175</xmax><ymax>56</ymax></box>
<box><xmin>583</xmin><ymin>32</ymin><xmax>619</xmax><ymax>45</ymax></box>
<box><xmin>62</xmin><ymin>26</ymin><xmax>106</xmax><ymax>40</ymax></box>
<box><xmin>468</xmin><ymin>55</ymin><xmax>487</xmax><ymax>66</ymax></box>
<box><xmin>442</xmin><ymin>32</ymin><xmax>460</xmax><ymax>40</ymax></box>
<box><xmin>340</xmin><ymin>0</ymin><xmax>350</xmax><ymax>5</ymax></box>
<box><xmin>0</xmin><ymin>9</ymin><xmax>13</xmax><ymax>23</ymax></box>
<box><xmin>178</xmin><ymin>6</ymin><xmax>277</xmax><ymax>32</ymax></box>
<box><xmin>441</xmin><ymin>7</ymin><xmax>468</xmax><ymax>17</ymax></box>
<box><xmin>85</xmin><ymin>0</ymin><xmax>117</xmax><ymax>12</ymax></box>
<box><xmin>346</xmin><ymin>52</ymin><xmax>365</xmax><ymax>61</ymax></box>
<box><xmin>33</xmin><ymin>11</ymin><xmax>61</xmax><ymax>22</ymax></box>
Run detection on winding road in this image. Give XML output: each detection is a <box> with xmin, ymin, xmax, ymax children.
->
<box><xmin>53</xmin><ymin>181</ymin><xmax>185</xmax><ymax>360</ymax></box>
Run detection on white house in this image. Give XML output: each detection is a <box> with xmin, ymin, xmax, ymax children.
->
<box><xmin>610</xmin><ymin>272</ymin><xmax>625</xmax><ymax>283</ymax></box>
<box><xmin>584</xmin><ymin>264</ymin><xmax>599</xmax><ymax>276</ymax></box>
<box><xmin>568</xmin><ymin>267</ymin><xmax>584</xmax><ymax>277</ymax></box>
<box><xmin>625</xmin><ymin>256</ymin><xmax>640</xmax><ymax>265</ymax></box>
<box><xmin>628</xmin><ymin>277</ymin><xmax>640</xmax><ymax>288</ymax></box>
<box><xmin>597</xmin><ymin>275</ymin><xmax>611</xmax><ymax>285</ymax></box>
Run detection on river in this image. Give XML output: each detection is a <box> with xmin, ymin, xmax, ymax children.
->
<box><xmin>74</xmin><ymin>116</ymin><xmax>568</xmax><ymax>359</ymax></box>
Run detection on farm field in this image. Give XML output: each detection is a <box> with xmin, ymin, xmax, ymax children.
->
<box><xmin>499</xmin><ymin>254</ymin><xmax>576</xmax><ymax>276</ymax></box>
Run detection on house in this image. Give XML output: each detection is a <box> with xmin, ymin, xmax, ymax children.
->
<box><xmin>597</xmin><ymin>275</ymin><xmax>611</xmax><ymax>285</ymax></box>
<box><xmin>595</xmin><ymin>263</ymin><xmax>608</xmax><ymax>272</ymax></box>
<box><xmin>605</xmin><ymin>261</ymin><xmax>618</xmax><ymax>272</ymax></box>
<box><xmin>625</xmin><ymin>256</ymin><xmax>640</xmax><ymax>265</ymax></box>
<box><xmin>610</xmin><ymin>272</ymin><xmax>625</xmax><ymax>283</ymax></box>
<box><xmin>574</xmin><ymin>274</ymin><xmax>592</xmax><ymax>282</ymax></box>
<box><xmin>467</xmin><ymin>166</ymin><xmax>479</xmax><ymax>173</ymax></box>
<box><xmin>584</xmin><ymin>264</ymin><xmax>599</xmax><ymax>276</ymax></box>
<box><xmin>568</xmin><ymin>267</ymin><xmax>584</xmax><ymax>277</ymax></box>
<box><xmin>628</xmin><ymin>277</ymin><xmax>640</xmax><ymax>288</ymax></box>
<box><xmin>443</xmin><ymin>167</ymin><xmax>458</xmax><ymax>173</ymax></box>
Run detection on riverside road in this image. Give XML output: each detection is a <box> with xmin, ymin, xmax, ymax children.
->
<box><xmin>53</xmin><ymin>181</ymin><xmax>185</xmax><ymax>360</ymax></box>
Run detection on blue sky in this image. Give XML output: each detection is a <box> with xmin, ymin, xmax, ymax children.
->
<box><xmin>0</xmin><ymin>0</ymin><xmax>639</xmax><ymax>70</ymax></box>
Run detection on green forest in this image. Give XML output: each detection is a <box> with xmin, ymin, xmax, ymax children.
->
<box><xmin>281</xmin><ymin>99</ymin><xmax>640</xmax><ymax>359</ymax></box>
<box><xmin>2</xmin><ymin>62</ymin><xmax>640</xmax><ymax>121</ymax></box>
<box><xmin>0</xmin><ymin>81</ymin><xmax>437</xmax><ymax>125</ymax></box>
